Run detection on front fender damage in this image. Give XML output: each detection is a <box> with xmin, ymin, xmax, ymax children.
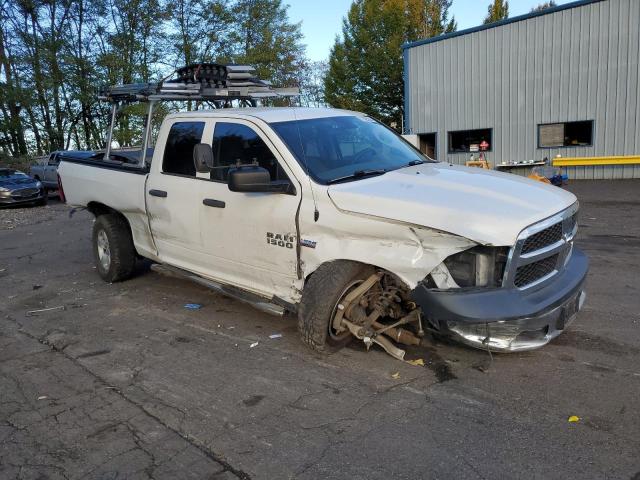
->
<box><xmin>300</xmin><ymin>221</ymin><xmax>477</xmax><ymax>289</ymax></box>
<box><xmin>296</xmin><ymin>220</ymin><xmax>482</xmax><ymax>361</ymax></box>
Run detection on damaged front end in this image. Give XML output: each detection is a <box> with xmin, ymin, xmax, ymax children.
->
<box><xmin>413</xmin><ymin>204</ymin><xmax>588</xmax><ymax>352</ymax></box>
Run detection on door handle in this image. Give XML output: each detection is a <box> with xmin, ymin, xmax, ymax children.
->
<box><xmin>203</xmin><ymin>198</ymin><xmax>225</xmax><ymax>208</ymax></box>
<box><xmin>149</xmin><ymin>189</ymin><xmax>167</xmax><ymax>198</ymax></box>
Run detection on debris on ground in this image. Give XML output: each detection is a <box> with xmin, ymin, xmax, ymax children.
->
<box><xmin>184</xmin><ymin>303</ymin><xmax>202</xmax><ymax>310</ymax></box>
<box><xmin>250</xmin><ymin>342</ymin><xmax>259</xmax><ymax>348</ymax></box>
<box><xmin>37</xmin><ymin>396</ymin><xmax>48</xmax><ymax>400</ymax></box>
<box><xmin>391</xmin><ymin>372</ymin><xmax>400</xmax><ymax>379</ymax></box>
<box><xmin>269</xmin><ymin>333</ymin><xmax>283</xmax><ymax>339</ymax></box>
<box><xmin>568</xmin><ymin>415</ymin><xmax>580</xmax><ymax>423</ymax></box>
<box><xmin>406</xmin><ymin>359</ymin><xmax>425</xmax><ymax>367</ymax></box>
<box><xmin>26</xmin><ymin>306</ymin><xmax>65</xmax><ymax>316</ymax></box>
<box><xmin>33</xmin><ymin>285</ymin><xmax>43</xmax><ymax>290</ymax></box>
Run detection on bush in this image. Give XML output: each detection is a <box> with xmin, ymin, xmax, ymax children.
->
<box><xmin>0</xmin><ymin>153</ymin><xmax>37</xmax><ymax>173</ymax></box>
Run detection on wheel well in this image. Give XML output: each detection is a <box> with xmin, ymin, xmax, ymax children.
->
<box><xmin>304</xmin><ymin>260</ymin><xmax>409</xmax><ymax>289</ymax></box>
<box><xmin>87</xmin><ymin>202</ymin><xmax>133</xmax><ymax>231</ymax></box>
<box><xmin>87</xmin><ymin>201</ymin><xmax>118</xmax><ymax>218</ymax></box>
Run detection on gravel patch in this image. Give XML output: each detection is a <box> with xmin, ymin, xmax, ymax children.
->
<box><xmin>0</xmin><ymin>197</ymin><xmax>67</xmax><ymax>230</ymax></box>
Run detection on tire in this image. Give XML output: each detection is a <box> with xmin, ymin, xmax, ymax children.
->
<box><xmin>298</xmin><ymin>261</ymin><xmax>376</xmax><ymax>353</ymax></box>
<box><xmin>37</xmin><ymin>192</ymin><xmax>48</xmax><ymax>206</ymax></box>
<box><xmin>92</xmin><ymin>214</ymin><xmax>136</xmax><ymax>283</ymax></box>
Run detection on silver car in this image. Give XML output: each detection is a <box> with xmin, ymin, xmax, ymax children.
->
<box><xmin>0</xmin><ymin>168</ymin><xmax>47</xmax><ymax>207</ymax></box>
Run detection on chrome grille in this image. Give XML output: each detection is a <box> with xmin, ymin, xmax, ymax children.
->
<box><xmin>521</xmin><ymin>222</ymin><xmax>562</xmax><ymax>254</ymax></box>
<box><xmin>12</xmin><ymin>188</ymin><xmax>40</xmax><ymax>198</ymax></box>
<box><xmin>514</xmin><ymin>254</ymin><xmax>559</xmax><ymax>288</ymax></box>
<box><xmin>503</xmin><ymin>203</ymin><xmax>579</xmax><ymax>290</ymax></box>
<box><xmin>563</xmin><ymin>212</ymin><xmax>578</xmax><ymax>236</ymax></box>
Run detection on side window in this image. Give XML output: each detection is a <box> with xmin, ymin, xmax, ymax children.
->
<box><xmin>211</xmin><ymin>122</ymin><xmax>288</xmax><ymax>182</ymax></box>
<box><xmin>48</xmin><ymin>154</ymin><xmax>59</xmax><ymax>166</ymax></box>
<box><xmin>162</xmin><ymin>122</ymin><xmax>205</xmax><ymax>176</ymax></box>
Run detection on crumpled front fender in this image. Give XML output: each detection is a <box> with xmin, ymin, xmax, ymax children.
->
<box><xmin>299</xmin><ymin>194</ymin><xmax>478</xmax><ymax>289</ymax></box>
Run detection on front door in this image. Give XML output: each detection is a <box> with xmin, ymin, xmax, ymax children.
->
<box><xmin>197</xmin><ymin>119</ymin><xmax>300</xmax><ymax>298</ymax></box>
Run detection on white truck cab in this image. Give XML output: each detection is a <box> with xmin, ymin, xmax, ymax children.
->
<box><xmin>59</xmin><ymin>107</ymin><xmax>588</xmax><ymax>358</ymax></box>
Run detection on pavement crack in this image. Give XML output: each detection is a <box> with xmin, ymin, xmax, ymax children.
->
<box><xmin>6</xmin><ymin>315</ymin><xmax>251</xmax><ymax>480</ymax></box>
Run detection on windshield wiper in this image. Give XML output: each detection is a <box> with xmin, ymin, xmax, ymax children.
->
<box><xmin>327</xmin><ymin>169</ymin><xmax>387</xmax><ymax>185</ymax></box>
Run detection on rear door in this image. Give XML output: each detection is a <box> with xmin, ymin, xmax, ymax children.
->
<box><xmin>146</xmin><ymin>120</ymin><xmax>207</xmax><ymax>272</ymax></box>
<box><xmin>197</xmin><ymin>119</ymin><xmax>301</xmax><ymax>297</ymax></box>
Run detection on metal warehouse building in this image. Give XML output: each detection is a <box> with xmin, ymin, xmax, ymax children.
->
<box><xmin>403</xmin><ymin>0</ymin><xmax>640</xmax><ymax>179</ymax></box>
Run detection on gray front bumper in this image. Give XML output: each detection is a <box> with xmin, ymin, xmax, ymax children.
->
<box><xmin>412</xmin><ymin>248</ymin><xmax>588</xmax><ymax>352</ymax></box>
<box><xmin>446</xmin><ymin>289</ymin><xmax>585</xmax><ymax>352</ymax></box>
<box><xmin>0</xmin><ymin>189</ymin><xmax>45</xmax><ymax>205</ymax></box>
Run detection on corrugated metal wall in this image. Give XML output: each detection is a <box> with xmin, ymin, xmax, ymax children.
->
<box><xmin>404</xmin><ymin>0</ymin><xmax>640</xmax><ymax>179</ymax></box>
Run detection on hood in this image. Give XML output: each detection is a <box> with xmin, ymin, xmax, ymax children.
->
<box><xmin>327</xmin><ymin>163</ymin><xmax>577</xmax><ymax>246</ymax></box>
<box><xmin>0</xmin><ymin>172</ymin><xmax>37</xmax><ymax>188</ymax></box>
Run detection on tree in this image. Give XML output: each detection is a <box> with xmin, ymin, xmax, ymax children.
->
<box><xmin>166</xmin><ymin>0</ymin><xmax>233</xmax><ymax>69</ymax></box>
<box><xmin>0</xmin><ymin>0</ymin><xmax>310</xmax><ymax>155</ymax></box>
<box><xmin>228</xmin><ymin>0</ymin><xmax>306</xmax><ymax>87</ymax></box>
<box><xmin>324</xmin><ymin>0</ymin><xmax>456</xmax><ymax>129</ymax></box>
<box><xmin>299</xmin><ymin>60</ymin><xmax>328</xmax><ymax>108</ymax></box>
<box><xmin>531</xmin><ymin>1</ymin><xmax>557</xmax><ymax>12</ymax></box>
<box><xmin>484</xmin><ymin>0</ymin><xmax>509</xmax><ymax>24</ymax></box>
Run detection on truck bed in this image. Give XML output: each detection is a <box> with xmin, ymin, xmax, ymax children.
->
<box><xmin>59</xmin><ymin>148</ymin><xmax>153</xmax><ymax>174</ymax></box>
<box><xmin>58</xmin><ymin>155</ymin><xmax>157</xmax><ymax>259</ymax></box>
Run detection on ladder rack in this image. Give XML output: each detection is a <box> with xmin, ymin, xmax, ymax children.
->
<box><xmin>98</xmin><ymin>63</ymin><xmax>299</xmax><ymax>104</ymax></box>
<box><xmin>99</xmin><ymin>63</ymin><xmax>300</xmax><ymax>166</ymax></box>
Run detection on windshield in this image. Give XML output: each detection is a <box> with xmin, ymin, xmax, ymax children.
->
<box><xmin>271</xmin><ymin>115</ymin><xmax>433</xmax><ymax>184</ymax></box>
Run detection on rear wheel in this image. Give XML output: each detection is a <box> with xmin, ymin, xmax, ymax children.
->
<box><xmin>298</xmin><ymin>261</ymin><xmax>376</xmax><ymax>353</ymax></box>
<box><xmin>92</xmin><ymin>214</ymin><xmax>136</xmax><ymax>282</ymax></box>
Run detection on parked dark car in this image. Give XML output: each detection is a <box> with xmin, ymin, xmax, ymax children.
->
<box><xmin>0</xmin><ymin>168</ymin><xmax>47</xmax><ymax>207</ymax></box>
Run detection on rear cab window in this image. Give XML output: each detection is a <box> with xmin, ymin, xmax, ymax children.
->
<box><xmin>162</xmin><ymin>122</ymin><xmax>205</xmax><ymax>177</ymax></box>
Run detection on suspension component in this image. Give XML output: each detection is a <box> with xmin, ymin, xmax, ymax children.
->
<box><xmin>332</xmin><ymin>271</ymin><xmax>424</xmax><ymax>361</ymax></box>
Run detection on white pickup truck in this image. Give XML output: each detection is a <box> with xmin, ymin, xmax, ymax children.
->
<box><xmin>58</xmin><ymin>107</ymin><xmax>588</xmax><ymax>357</ymax></box>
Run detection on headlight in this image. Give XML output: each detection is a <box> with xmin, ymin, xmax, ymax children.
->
<box><xmin>443</xmin><ymin>246</ymin><xmax>510</xmax><ymax>287</ymax></box>
<box><xmin>0</xmin><ymin>186</ymin><xmax>9</xmax><ymax>192</ymax></box>
<box><xmin>35</xmin><ymin>181</ymin><xmax>42</xmax><ymax>188</ymax></box>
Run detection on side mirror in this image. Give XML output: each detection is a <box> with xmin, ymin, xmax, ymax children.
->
<box><xmin>193</xmin><ymin>143</ymin><xmax>215</xmax><ymax>172</ymax></box>
<box><xmin>228</xmin><ymin>165</ymin><xmax>294</xmax><ymax>194</ymax></box>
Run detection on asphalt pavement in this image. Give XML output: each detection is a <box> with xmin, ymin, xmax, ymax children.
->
<box><xmin>1</xmin><ymin>181</ymin><xmax>639</xmax><ymax>479</ymax></box>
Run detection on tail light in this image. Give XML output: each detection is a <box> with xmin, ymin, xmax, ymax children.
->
<box><xmin>57</xmin><ymin>174</ymin><xmax>66</xmax><ymax>203</ymax></box>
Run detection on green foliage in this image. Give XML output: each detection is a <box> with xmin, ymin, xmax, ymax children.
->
<box><xmin>0</xmin><ymin>152</ymin><xmax>34</xmax><ymax>172</ymax></box>
<box><xmin>484</xmin><ymin>0</ymin><xmax>509</xmax><ymax>24</ymax></box>
<box><xmin>324</xmin><ymin>0</ymin><xmax>456</xmax><ymax>129</ymax></box>
<box><xmin>531</xmin><ymin>1</ymin><xmax>557</xmax><ymax>12</ymax></box>
<box><xmin>0</xmin><ymin>0</ymin><xmax>307</xmax><ymax>157</ymax></box>
<box><xmin>228</xmin><ymin>0</ymin><xmax>306</xmax><ymax>86</ymax></box>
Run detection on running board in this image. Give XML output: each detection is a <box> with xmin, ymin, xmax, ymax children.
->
<box><xmin>150</xmin><ymin>264</ymin><xmax>285</xmax><ymax>317</ymax></box>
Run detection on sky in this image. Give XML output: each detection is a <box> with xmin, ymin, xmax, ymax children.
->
<box><xmin>287</xmin><ymin>0</ymin><xmax>572</xmax><ymax>61</ymax></box>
